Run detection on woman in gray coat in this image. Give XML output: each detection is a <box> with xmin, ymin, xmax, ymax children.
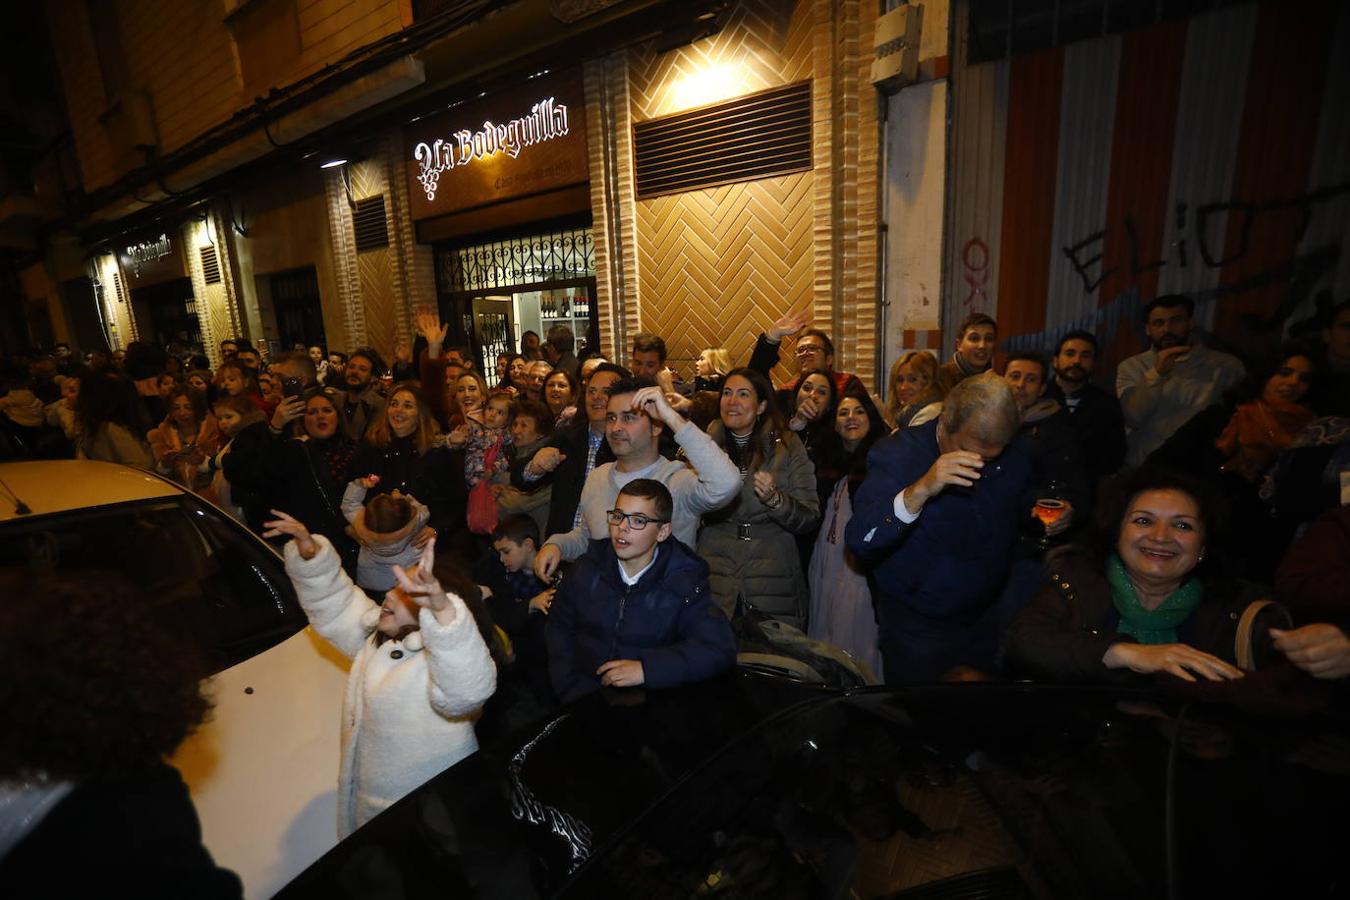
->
<box><xmin>699</xmin><ymin>368</ymin><xmax>820</xmax><ymax>627</ymax></box>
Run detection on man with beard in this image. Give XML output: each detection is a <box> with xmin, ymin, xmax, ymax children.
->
<box><xmin>339</xmin><ymin>348</ymin><xmax>388</xmax><ymax>441</ymax></box>
<box><xmin>1116</xmin><ymin>294</ymin><xmax>1244</xmax><ymax>465</ymax></box>
<box><xmin>1045</xmin><ymin>330</ymin><xmax>1125</xmax><ymax>492</ymax></box>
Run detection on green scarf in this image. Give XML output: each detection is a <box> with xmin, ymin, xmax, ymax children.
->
<box><xmin>1106</xmin><ymin>554</ymin><xmax>1203</xmax><ymax>645</ymax></box>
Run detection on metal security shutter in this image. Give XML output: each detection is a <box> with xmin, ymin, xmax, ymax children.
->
<box><xmin>354</xmin><ymin>195</ymin><xmax>389</xmax><ymax>252</ymax></box>
<box><xmin>633</xmin><ymin>81</ymin><xmax>812</xmax><ymax>199</ymax></box>
<box><xmin>200</xmin><ymin>245</ymin><xmax>222</xmax><ymax>285</ymax></box>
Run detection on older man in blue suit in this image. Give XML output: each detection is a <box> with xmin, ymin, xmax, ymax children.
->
<box><xmin>846</xmin><ymin>372</ymin><xmax>1032</xmax><ymax>683</ymax></box>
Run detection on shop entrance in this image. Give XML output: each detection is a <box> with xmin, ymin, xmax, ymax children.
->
<box><xmin>131</xmin><ymin>277</ymin><xmax>200</xmax><ymax>351</ymax></box>
<box><xmin>435</xmin><ymin>225</ymin><xmax>597</xmax><ymax>386</ymax></box>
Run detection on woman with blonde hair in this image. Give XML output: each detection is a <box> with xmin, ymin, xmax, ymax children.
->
<box><xmin>886</xmin><ymin>351</ymin><xmax>944</xmax><ymax>429</ymax></box>
<box><xmin>694</xmin><ymin>347</ymin><xmax>732</xmax><ymax>393</ymax></box>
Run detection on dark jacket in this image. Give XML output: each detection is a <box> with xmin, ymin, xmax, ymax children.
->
<box><xmin>1045</xmin><ymin>380</ymin><xmax>1126</xmax><ymax>491</ymax></box>
<box><xmin>268</xmin><ymin>435</ymin><xmax>360</xmax><ymax>573</ymax></box>
<box><xmin>0</xmin><ymin>762</ymin><xmax>242</xmax><ymax>898</ymax></box>
<box><xmin>353</xmin><ymin>438</ymin><xmax>466</xmax><ymax>539</ymax></box>
<box><xmin>217</xmin><ymin>421</ymin><xmax>275</xmax><ymax>533</ymax></box>
<box><xmin>545</xmin><ymin>537</ymin><xmax>736</xmax><ymax>703</ymax></box>
<box><xmin>1018</xmin><ymin>399</ymin><xmax>1091</xmax><ymax>517</ymax></box>
<box><xmin>845</xmin><ymin>418</ymin><xmax>1033</xmax><ymax>624</ymax></box>
<box><xmin>1276</xmin><ymin>505</ymin><xmax>1350</xmax><ymax>626</ymax></box>
<box><xmin>1004</xmin><ymin>547</ymin><xmax>1276</xmax><ymax>682</ymax></box>
<box><xmin>511</xmin><ymin>418</ymin><xmax>614</xmax><ymax>541</ymax></box>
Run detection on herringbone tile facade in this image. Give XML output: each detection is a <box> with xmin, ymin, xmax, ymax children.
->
<box><xmin>594</xmin><ymin>0</ymin><xmax>880</xmax><ymax>387</ymax></box>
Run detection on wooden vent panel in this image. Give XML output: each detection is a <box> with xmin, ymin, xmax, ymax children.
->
<box><xmin>634</xmin><ymin>81</ymin><xmax>812</xmax><ymax>200</ymax></box>
<box><xmin>200</xmin><ymin>245</ymin><xmax>222</xmax><ymax>285</ymax></box>
<box><xmin>354</xmin><ymin>195</ymin><xmax>389</xmax><ymax>252</ymax></box>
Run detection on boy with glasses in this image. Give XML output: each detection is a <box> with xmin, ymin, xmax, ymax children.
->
<box><xmin>545</xmin><ymin>479</ymin><xmax>736</xmax><ymax>702</ymax></box>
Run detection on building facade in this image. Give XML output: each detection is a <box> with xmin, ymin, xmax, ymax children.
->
<box><xmin>14</xmin><ymin>0</ymin><xmax>1349</xmax><ymax>389</ymax></box>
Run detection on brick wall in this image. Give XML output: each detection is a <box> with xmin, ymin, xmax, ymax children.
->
<box><xmin>48</xmin><ymin>0</ymin><xmax>406</xmax><ymax>192</ymax></box>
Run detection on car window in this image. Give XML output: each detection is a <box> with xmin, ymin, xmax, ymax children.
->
<box><xmin>0</xmin><ymin>496</ymin><xmax>306</xmax><ymax>671</ymax></box>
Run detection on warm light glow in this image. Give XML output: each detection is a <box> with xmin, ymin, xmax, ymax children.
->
<box><xmin>668</xmin><ymin>62</ymin><xmax>750</xmax><ymax>111</ymax></box>
<box><xmin>319</xmin><ymin>158</ymin><xmax>348</xmax><ymax>169</ymax></box>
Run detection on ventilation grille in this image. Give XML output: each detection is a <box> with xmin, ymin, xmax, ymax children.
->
<box><xmin>354</xmin><ymin>196</ymin><xmax>389</xmax><ymax>252</ymax></box>
<box><xmin>200</xmin><ymin>245</ymin><xmax>222</xmax><ymax>284</ymax></box>
<box><xmin>633</xmin><ymin>81</ymin><xmax>812</xmax><ymax>199</ymax></box>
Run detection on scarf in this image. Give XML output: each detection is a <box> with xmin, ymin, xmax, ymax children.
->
<box><xmin>951</xmin><ymin>351</ymin><xmax>989</xmax><ymax>378</ymax></box>
<box><xmin>1215</xmin><ymin>397</ymin><xmax>1314</xmax><ymax>482</ymax></box>
<box><xmin>1106</xmin><ymin>553</ymin><xmax>1203</xmax><ymax>645</ymax></box>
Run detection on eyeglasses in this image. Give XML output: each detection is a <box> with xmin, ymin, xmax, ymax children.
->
<box><xmin>794</xmin><ymin>343</ymin><xmax>825</xmax><ymax>357</ymax></box>
<box><xmin>606</xmin><ymin>510</ymin><xmax>669</xmax><ymax>530</ymax></box>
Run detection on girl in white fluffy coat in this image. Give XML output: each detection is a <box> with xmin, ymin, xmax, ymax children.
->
<box><xmin>264</xmin><ymin>510</ymin><xmax>496</xmax><ymax>838</ymax></box>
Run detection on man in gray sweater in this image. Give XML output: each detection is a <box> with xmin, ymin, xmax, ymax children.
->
<box><xmin>534</xmin><ymin>378</ymin><xmax>741</xmax><ymax>580</ymax></box>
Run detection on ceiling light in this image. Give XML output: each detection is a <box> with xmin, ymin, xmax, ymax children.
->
<box><xmin>319</xmin><ymin>158</ymin><xmax>347</xmax><ymax>169</ymax></box>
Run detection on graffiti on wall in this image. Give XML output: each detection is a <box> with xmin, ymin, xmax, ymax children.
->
<box><xmin>996</xmin><ymin>181</ymin><xmax>1349</xmax><ymax>356</ymax></box>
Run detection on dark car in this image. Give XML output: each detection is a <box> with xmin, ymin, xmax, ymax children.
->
<box><xmin>278</xmin><ymin>672</ymin><xmax>1349</xmax><ymax>899</ymax></box>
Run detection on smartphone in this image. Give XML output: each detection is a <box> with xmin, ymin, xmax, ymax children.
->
<box><xmin>282</xmin><ymin>376</ymin><xmax>304</xmax><ymax>398</ymax></box>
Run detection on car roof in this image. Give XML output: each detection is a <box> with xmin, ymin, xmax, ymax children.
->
<box><xmin>0</xmin><ymin>460</ymin><xmax>182</xmax><ymax>522</ymax></box>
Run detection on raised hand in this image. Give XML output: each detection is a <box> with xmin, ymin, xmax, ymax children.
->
<box><xmin>392</xmin><ymin>538</ymin><xmax>455</xmax><ymax>624</ymax></box>
<box><xmin>630</xmin><ymin>385</ymin><xmax>683</xmax><ymax>430</ymax></box>
<box><xmin>415</xmin><ymin>307</ymin><xmax>448</xmax><ymax>356</ymax></box>
<box><xmin>271</xmin><ymin>396</ymin><xmax>305</xmax><ymax>431</ymax></box>
<box><xmin>767</xmin><ymin>309</ymin><xmax>813</xmax><ymax>342</ymax></box>
<box><xmin>263</xmin><ymin>509</ymin><xmax>318</xmax><ymax>560</ymax></box>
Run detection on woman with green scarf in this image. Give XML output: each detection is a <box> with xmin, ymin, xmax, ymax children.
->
<box><xmin>1005</xmin><ymin>467</ymin><xmax>1283</xmax><ymax>683</ymax></box>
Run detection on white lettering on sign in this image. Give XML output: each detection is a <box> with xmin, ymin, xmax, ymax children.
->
<box><xmin>412</xmin><ymin>97</ymin><xmax>570</xmax><ymax>201</ymax></box>
<box><xmin>125</xmin><ymin>234</ymin><xmax>172</xmax><ymax>277</ymax></box>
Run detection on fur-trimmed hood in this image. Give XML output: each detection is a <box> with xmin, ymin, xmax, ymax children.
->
<box><xmin>346</xmin><ymin>491</ymin><xmax>430</xmax><ymax>555</ymax></box>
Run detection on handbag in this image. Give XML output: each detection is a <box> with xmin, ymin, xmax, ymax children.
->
<box><xmin>466</xmin><ymin>439</ymin><xmax>503</xmax><ymax>535</ymax></box>
<box><xmin>1233</xmin><ymin>598</ymin><xmax>1293</xmax><ymax>671</ymax></box>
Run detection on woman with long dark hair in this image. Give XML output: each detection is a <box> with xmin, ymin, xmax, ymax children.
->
<box><xmin>698</xmin><ymin>367</ymin><xmax>819</xmax><ymax>627</ymax></box>
<box><xmin>267</xmin><ymin>388</ymin><xmax>361</xmax><ymax>574</ymax></box>
<box><xmin>74</xmin><ymin>369</ymin><xmax>153</xmax><ymax>468</ymax></box>
<box><xmin>807</xmin><ymin>391</ymin><xmax>891</xmax><ymax>678</ymax></box>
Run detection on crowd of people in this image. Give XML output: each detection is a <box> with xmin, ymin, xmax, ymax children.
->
<box><xmin>3</xmin><ymin>296</ymin><xmax>1349</xmax><ymax>848</ymax></box>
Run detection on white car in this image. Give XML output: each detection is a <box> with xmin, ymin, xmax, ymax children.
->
<box><xmin>0</xmin><ymin>460</ymin><xmax>349</xmax><ymax>898</ymax></box>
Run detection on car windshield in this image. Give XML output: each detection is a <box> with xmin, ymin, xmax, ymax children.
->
<box><xmin>0</xmin><ymin>495</ymin><xmax>306</xmax><ymax>671</ymax></box>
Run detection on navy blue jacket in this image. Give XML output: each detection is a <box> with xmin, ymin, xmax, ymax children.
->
<box><xmin>845</xmin><ymin>419</ymin><xmax>1033</xmax><ymax>624</ymax></box>
<box><xmin>545</xmin><ymin>537</ymin><xmax>736</xmax><ymax>703</ymax></box>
